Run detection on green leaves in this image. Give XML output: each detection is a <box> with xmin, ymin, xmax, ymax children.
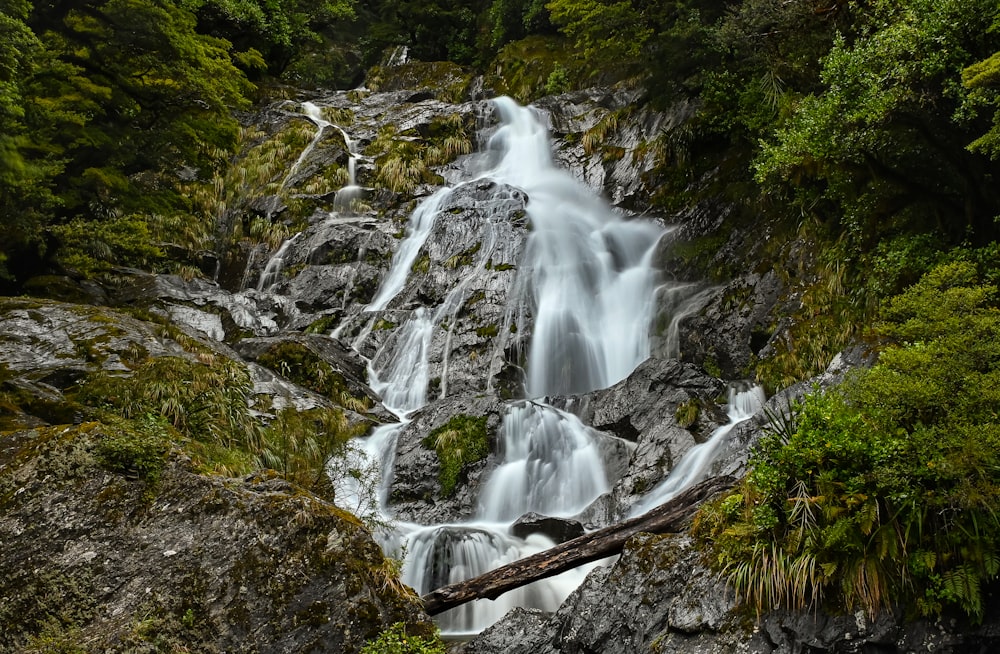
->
<box><xmin>700</xmin><ymin>261</ymin><xmax>1000</xmax><ymax>621</ymax></box>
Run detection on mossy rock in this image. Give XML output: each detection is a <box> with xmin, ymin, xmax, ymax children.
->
<box><xmin>366</xmin><ymin>61</ymin><xmax>474</xmax><ymax>103</ymax></box>
<box><xmin>421</xmin><ymin>414</ymin><xmax>490</xmax><ymax>498</ymax></box>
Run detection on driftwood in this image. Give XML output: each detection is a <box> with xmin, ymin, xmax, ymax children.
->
<box><xmin>421</xmin><ymin>475</ymin><xmax>736</xmax><ymax>616</ymax></box>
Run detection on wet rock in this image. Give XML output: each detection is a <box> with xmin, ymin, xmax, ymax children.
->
<box><xmin>554</xmin><ymin>358</ymin><xmax>728</xmax><ymax>521</ymax></box>
<box><xmin>458</xmin><ymin>532</ymin><xmax>1000</xmax><ymax>654</ymax></box>
<box><xmin>536</xmin><ymin>89</ymin><xmax>692</xmax><ymax>211</ymax></box>
<box><xmin>360</xmin><ymin>180</ymin><xmax>531</xmax><ymax>399</ymax></box>
<box><xmin>236</xmin><ymin>333</ymin><xmax>393</xmax><ymax>423</ymax></box>
<box><xmin>511</xmin><ymin>513</ymin><xmax>585</xmax><ymax>544</ymax></box>
<box><xmin>387</xmin><ymin>394</ymin><xmax>507</xmax><ymax>524</ymax></box>
<box><xmin>0</xmin><ymin>425</ymin><xmax>432</xmax><ymax>653</ymax></box>
<box><xmin>112</xmin><ymin>272</ymin><xmax>300</xmax><ymax>340</ymax></box>
<box><xmin>674</xmin><ymin>270</ymin><xmax>792</xmax><ymax>379</ymax></box>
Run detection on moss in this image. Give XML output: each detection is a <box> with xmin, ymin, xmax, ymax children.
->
<box><xmin>475</xmin><ymin>324</ymin><xmax>499</xmax><ymax>339</ymax></box>
<box><xmin>674</xmin><ymin>399</ymin><xmax>699</xmax><ymax>429</ymax></box>
<box><xmin>465</xmin><ymin>290</ymin><xmax>486</xmax><ymax>307</ymax></box>
<box><xmin>702</xmin><ymin>354</ymin><xmax>723</xmax><ymax>379</ymax></box>
<box><xmin>422</xmin><ymin>414</ymin><xmax>490</xmax><ymax>497</ymax></box>
<box><xmin>410</xmin><ymin>254</ymin><xmax>431</xmax><ymax>275</ymax></box>
<box><xmin>366</xmin><ymin>61</ymin><xmax>473</xmax><ymax>103</ymax></box>
<box><xmin>374</xmin><ymin>318</ymin><xmax>397</xmax><ymax>331</ymax></box>
<box><xmin>0</xmin><ymin>567</ymin><xmax>98</xmax><ymax>653</ymax></box>
<box><xmin>256</xmin><ymin>341</ymin><xmax>371</xmax><ymax>413</ymax></box>
<box><xmin>444</xmin><ymin>242</ymin><xmax>481</xmax><ymax>269</ymax></box>
<box><xmin>305</xmin><ymin>315</ymin><xmax>340</xmax><ymax>334</ymax></box>
<box><xmin>485</xmin><ymin>35</ymin><xmax>586</xmax><ymax>103</ymax></box>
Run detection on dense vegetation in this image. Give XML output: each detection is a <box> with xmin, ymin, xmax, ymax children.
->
<box><xmin>3</xmin><ymin>0</ymin><xmax>1000</xmax><ymax>626</ymax></box>
<box><xmin>697</xmin><ymin>259</ymin><xmax>1000</xmax><ymax>621</ymax></box>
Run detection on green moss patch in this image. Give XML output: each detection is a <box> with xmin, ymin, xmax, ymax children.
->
<box><xmin>422</xmin><ymin>414</ymin><xmax>490</xmax><ymax>497</ymax></box>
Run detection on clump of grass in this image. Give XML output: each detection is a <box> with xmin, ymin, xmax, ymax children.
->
<box><xmin>422</xmin><ymin>414</ymin><xmax>490</xmax><ymax>497</ymax></box>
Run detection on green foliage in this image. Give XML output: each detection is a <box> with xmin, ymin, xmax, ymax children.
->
<box><xmin>256</xmin><ymin>341</ymin><xmax>372</xmax><ymax>413</ymax></box>
<box><xmin>754</xmin><ymin>0</ymin><xmax>1000</xmax><ymax>248</ymax></box>
<box><xmin>487</xmin><ymin>0</ymin><xmax>553</xmax><ymax>50</ymax></box>
<box><xmin>422</xmin><ymin>414</ymin><xmax>490</xmax><ymax>497</ymax></box>
<box><xmin>484</xmin><ymin>34</ymin><xmax>582</xmax><ymax>102</ymax></box>
<box><xmin>77</xmin><ymin>354</ymin><xmax>264</xmax><ymax>455</ymax></box>
<box><xmin>365</xmin><ymin>113</ymin><xmax>471</xmax><ymax>194</ymax></box>
<box><xmin>964</xmin><ymin>50</ymin><xmax>1000</xmax><ymax>159</ymax></box>
<box><xmin>360</xmin><ymin>0</ymin><xmax>486</xmax><ymax>65</ymax></box>
<box><xmin>547</xmin><ymin>0</ymin><xmax>652</xmax><ymax>69</ymax></box>
<box><xmin>360</xmin><ymin>622</ymin><xmax>446</xmax><ymax>654</ymax></box>
<box><xmin>257</xmin><ymin>405</ymin><xmax>366</xmax><ymax>501</ymax></box>
<box><xmin>49</xmin><ymin>213</ymin><xmax>165</xmax><ymax>276</ymax></box>
<box><xmin>183</xmin><ymin>0</ymin><xmax>355</xmax><ymax>72</ymax></box>
<box><xmin>96</xmin><ymin>415</ymin><xmax>170</xmax><ymax>485</ymax></box>
<box><xmin>699</xmin><ymin>261</ymin><xmax>1000</xmax><ymax>621</ymax></box>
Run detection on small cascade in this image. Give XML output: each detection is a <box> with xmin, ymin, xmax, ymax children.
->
<box><xmin>629</xmin><ymin>382</ymin><xmax>767</xmax><ymax>516</ymax></box>
<box><xmin>657</xmin><ymin>284</ymin><xmax>717</xmax><ymax>359</ymax></box>
<box><xmin>369</xmin><ymin>309</ymin><xmax>435</xmax><ymax>414</ymax></box>
<box><xmin>279</xmin><ymin>102</ymin><xmax>330</xmax><ymax>192</ymax></box>
<box><xmin>479</xmin><ymin>402</ymin><xmax>609</xmax><ymax>522</ymax></box>
<box><xmin>402</xmin><ymin>525</ymin><xmax>582</xmax><ymax>635</ymax></box>
<box><xmin>333</xmin><ymin>423</ymin><xmax>403</xmax><ymax>525</ymax></box>
<box><xmin>366</xmin><ymin>188</ymin><xmax>453</xmax><ymax>311</ymax></box>
<box><xmin>256</xmin><ymin>232</ymin><xmax>301</xmax><ymax>291</ymax></box>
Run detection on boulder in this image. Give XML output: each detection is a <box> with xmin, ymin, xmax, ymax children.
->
<box><xmin>511</xmin><ymin>513</ymin><xmax>586</xmax><ymax>544</ymax></box>
<box><xmin>0</xmin><ymin>425</ymin><xmax>432</xmax><ymax>653</ymax></box>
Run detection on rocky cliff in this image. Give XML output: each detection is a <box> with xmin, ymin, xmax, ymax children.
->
<box><xmin>5</xmin><ymin>62</ymin><xmax>994</xmax><ymax>653</ymax></box>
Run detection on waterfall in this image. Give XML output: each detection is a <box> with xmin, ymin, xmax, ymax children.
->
<box><xmin>348</xmin><ymin>96</ymin><xmax>667</xmax><ymax>634</ymax></box>
<box><xmin>366</xmin><ymin>188</ymin><xmax>453</xmax><ymax>312</ymax></box>
<box><xmin>256</xmin><ymin>232</ymin><xmax>301</xmax><ymax>291</ymax></box>
<box><xmin>629</xmin><ymin>382</ymin><xmax>766</xmax><ymax>516</ymax></box>
<box><xmin>244</xmin><ymin>101</ymin><xmax>363</xmax><ymax>291</ymax></box>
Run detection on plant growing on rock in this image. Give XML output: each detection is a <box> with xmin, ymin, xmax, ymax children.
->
<box><xmin>696</xmin><ymin>261</ymin><xmax>1000</xmax><ymax>621</ymax></box>
<box><xmin>360</xmin><ymin>622</ymin><xmax>445</xmax><ymax>654</ymax></box>
<box><xmin>423</xmin><ymin>414</ymin><xmax>490</xmax><ymax>497</ymax></box>
<box><xmin>257</xmin><ymin>406</ymin><xmax>368</xmax><ymax>502</ymax></box>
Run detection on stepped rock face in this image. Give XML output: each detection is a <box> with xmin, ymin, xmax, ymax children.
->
<box><xmin>458</xmin><ymin>533</ymin><xmax>1000</xmax><ymax>654</ymax></box>
<box><xmin>0</xmin><ymin>425</ymin><xmax>430</xmax><ymax>653</ymax></box>
<box><xmin>0</xmin><ymin>298</ymin><xmax>431</xmax><ymax>651</ymax></box>
<box><xmin>554</xmin><ymin>358</ymin><xmax>729</xmax><ymax>522</ymax></box>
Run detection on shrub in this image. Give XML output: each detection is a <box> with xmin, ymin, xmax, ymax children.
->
<box><xmin>697</xmin><ymin>261</ymin><xmax>1000</xmax><ymax>621</ymax></box>
<box><xmin>360</xmin><ymin>622</ymin><xmax>445</xmax><ymax>654</ymax></box>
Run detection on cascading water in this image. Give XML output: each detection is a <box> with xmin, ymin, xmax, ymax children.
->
<box><xmin>243</xmin><ymin>101</ymin><xmax>363</xmax><ymax>290</ymax></box>
<box><xmin>256</xmin><ymin>232</ymin><xmax>301</xmax><ymax>291</ymax></box>
<box><xmin>629</xmin><ymin>382</ymin><xmax>766</xmax><ymax>516</ymax></box>
<box><xmin>354</xmin><ymin>97</ymin><xmax>669</xmax><ymax>634</ymax></box>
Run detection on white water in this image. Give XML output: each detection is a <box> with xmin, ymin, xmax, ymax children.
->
<box><xmin>256</xmin><ymin>232</ymin><xmax>301</xmax><ymax>291</ymax></box>
<box><xmin>245</xmin><ymin>101</ymin><xmax>364</xmax><ymax>290</ymax></box>
<box><xmin>351</xmin><ymin>97</ymin><xmax>668</xmax><ymax>634</ymax></box>
<box><xmin>629</xmin><ymin>383</ymin><xmax>766</xmax><ymax>516</ymax></box>
<box><xmin>366</xmin><ymin>188</ymin><xmax>453</xmax><ymax>312</ymax></box>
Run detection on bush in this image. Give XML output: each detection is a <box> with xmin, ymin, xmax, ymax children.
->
<box><xmin>360</xmin><ymin>622</ymin><xmax>445</xmax><ymax>654</ymax></box>
<box><xmin>697</xmin><ymin>261</ymin><xmax>1000</xmax><ymax>621</ymax></box>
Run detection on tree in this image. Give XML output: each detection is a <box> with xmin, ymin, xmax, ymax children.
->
<box><xmin>0</xmin><ymin>0</ymin><xmax>56</xmax><ymax>281</ymax></box>
<box><xmin>698</xmin><ymin>260</ymin><xmax>1000</xmax><ymax>620</ymax></box>
<box><xmin>754</xmin><ymin>0</ymin><xmax>1000</xmax><ymax>249</ymax></box>
<box><xmin>1</xmin><ymin>0</ymin><xmax>260</xmax><ymax>278</ymax></box>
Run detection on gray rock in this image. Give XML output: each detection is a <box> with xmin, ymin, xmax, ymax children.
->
<box><xmin>459</xmin><ymin>531</ymin><xmax>1000</xmax><ymax>653</ymax></box>
<box><xmin>510</xmin><ymin>513</ymin><xmax>585</xmax><ymax>543</ymax></box>
<box><xmin>387</xmin><ymin>394</ymin><xmax>507</xmax><ymax>524</ymax></box>
<box><xmin>0</xmin><ymin>426</ymin><xmax>432</xmax><ymax>653</ymax></box>
<box><xmin>554</xmin><ymin>358</ymin><xmax>728</xmax><ymax>521</ymax></box>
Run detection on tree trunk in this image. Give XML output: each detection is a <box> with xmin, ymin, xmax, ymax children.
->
<box><xmin>421</xmin><ymin>475</ymin><xmax>736</xmax><ymax>616</ymax></box>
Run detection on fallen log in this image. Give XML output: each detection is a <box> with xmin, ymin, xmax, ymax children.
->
<box><xmin>421</xmin><ymin>474</ymin><xmax>736</xmax><ymax>616</ymax></box>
